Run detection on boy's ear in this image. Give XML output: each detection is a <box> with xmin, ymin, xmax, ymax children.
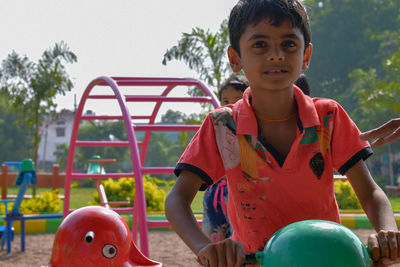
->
<box><xmin>302</xmin><ymin>44</ymin><xmax>313</xmax><ymax>71</ymax></box>
<box><xmin>228</xmin><ymin>46</ymin><xmax>242</xmax><ymax>73</ymax></box>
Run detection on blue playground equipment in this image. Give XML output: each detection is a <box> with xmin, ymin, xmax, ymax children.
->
<box><xmin>0</xmin><ymin>162</ymin><xmax>22</xmax><ymax>242</ymax></box>
<box><xmin>0</xmin><ymin>159</ymin><xmax>62</xmax><ymax>253</ymax></box>
<box><xmin>0</xmin><ymin>159</ymin><xmax>37</xmax><ymax>252</ymax></box>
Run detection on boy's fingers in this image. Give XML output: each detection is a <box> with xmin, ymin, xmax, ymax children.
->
<box><xmin>387</xmin><ymin>231</ymin><xmax>398</xmax><ymax>260</ymax></box>
<box><xmin>378</xmin><ymin>231</ymin><xmax>389</xmax><ymax>258</ymax></box>
<box><xmin>205</xmin><ymin>251</ymin><xmax>217</xmax><ymax>267</ymax></box>
<box><xmin>234</xmin><ymin>242</ymin><xmax>245</xmax><ymax>267</ymax></box>
<box><xmin>384</xmin><ymin>128</ymin><xmax>400</xmax><ymax>144</ymax></box>
<box><xmin>397</xmin><ymin>233</ymin><xmax>400</xmax><ymax>259</ymax></box>
<box><xmin>225</xmin><ymin>239</ymin><xmax>236</xmax><ymax>267</ymax></box>
<box><xmin>368</xmin><ymin>234</ymin><xmax>380</xmax><ymax>261</ymax></box>
<box><xmin>360</xmin><ymin>119</ymin><xmax>400</xmax><ymax>141</ymax></box>
<box><xmin>216</xmin><ymin>242</ymin><xmax>227</xmax><ymax>266</ymax></box>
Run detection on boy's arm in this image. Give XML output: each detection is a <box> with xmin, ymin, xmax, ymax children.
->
<box><xmin>345</xmin><ymin>160</ymin><xmax>400</xmax><ymax>264</ymax></box>
<box><xmin>165</xmin><ymin>170</ymin><xmax>245</xmax><ymax>266</ymax></box>
<box><xmin>165</xmin><ymin>170</ymin><xmax>211</xmax><ymax>254</ymax></box>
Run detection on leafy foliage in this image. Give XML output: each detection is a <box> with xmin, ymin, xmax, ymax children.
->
<box><xmin>0</xmin><ymin>97</ymin><xmax>34</xmax><ymax>162</ymax></box>
<box><xmin>162</xmin><ymin>19</ymin><xmax>230</xmax><ymax>93</ymax></box>
<box><xmin>349</xmin><ymin>17</ymin><xmax>400</xmax><ymax>134</ymax></box>
<box><xmin>0</xmin><ymin>190</ymin><xmax>61</xmax><ymax>214</ymax></box>
<box><xmin>304</xmin><ymin>0</ymin><xmax>400</xmax><ymax>104</ymax></box>
<box><xmin>0</xmin><ymin>41</ymin><xmax>77</xmax><ymax>164</ymax></box>
<box><xmin>334</xmin><ymin>180</ymin><xmax>361</xmax><ymax>210</ymax></box>
<box><xmin>91</xmin><ymin>176</ymin><xmax>166</xmax><ymax>212</ymax></box>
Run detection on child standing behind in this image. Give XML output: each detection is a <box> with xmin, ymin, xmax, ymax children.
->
<box><xmin>202</xmin><ymin>75</ymin><xmax>249</xmax><ymax>243</ymax></box>
<box><xmin>166</xmin><ymin>1</ymin><xmax>400</xmax><ymax>266</ymax></box>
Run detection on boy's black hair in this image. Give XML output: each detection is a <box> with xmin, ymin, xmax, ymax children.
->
<box><xmin>295</xmin><ymin>73</ymin><xmax>310</xmax><ymax>96</ymax></box>
<box><xmin>229</xmin><ymin>0</ymin><xmax>311</xmax><ymax>55</ymax></box>
<box><xmin>219</xmin><ymin>75</ymin><xmax>249</xmax><ymax>101</ymax></box>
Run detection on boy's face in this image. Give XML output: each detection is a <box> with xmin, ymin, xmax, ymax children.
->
<box><xmin>228</xmin><ymin>19</ymin><xmax>312</xmax><ymax>93</ymax></box>
<box><xmin>220</xmin><ymin>86</ymin><xmax>244</xmax><ymax>105</ymax></box>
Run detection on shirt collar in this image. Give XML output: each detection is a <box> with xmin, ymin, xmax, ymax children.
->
<box><xmin>234</xmin><ymin>86</ymin><xmax>320</xmax><ymax>136</ymax></box>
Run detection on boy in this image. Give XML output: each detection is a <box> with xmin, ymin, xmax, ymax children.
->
<box><xmin>165</xmin><ymin>0</ymin><xmax>400</xmax><ymax>266</ymax></box>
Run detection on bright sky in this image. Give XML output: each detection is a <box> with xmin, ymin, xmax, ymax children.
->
<box><xmin>0</xmin><ymin>0</ymin><xmax>237</xmax><ymax>113</ymax></box>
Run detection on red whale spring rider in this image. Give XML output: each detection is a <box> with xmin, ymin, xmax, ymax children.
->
<box><xmin>44</xmin><ymin>206</ymin><xmax>161</xmax><ymax>267</ymax></box>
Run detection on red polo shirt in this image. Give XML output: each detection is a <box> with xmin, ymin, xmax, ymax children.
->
<box><xmin>175</xmin><ymin>86</ymin><xmax>372</xmax><ymax>253</ymax></box>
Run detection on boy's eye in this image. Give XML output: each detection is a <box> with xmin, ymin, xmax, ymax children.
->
<box><xmin>222</xmin><ymin>100</ymin><xmax>230</xmax><ymax>105</ymax></box>
<box><xmin>282</xmin><ymin>40</ymin><xmax>297</xmax><ymax>48</ymax></box>
<box><xmin>252</xmin><ymin>41</ymin><xmax>267</xmax><ymax>48</ymax></box>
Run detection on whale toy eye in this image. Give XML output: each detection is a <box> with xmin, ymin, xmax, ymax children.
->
<box><xmin>102</xmin><ymin>244</ymin><xmax>117</xmax><ymax>258</ymax></box>
<box><xmin>85</xmin><ymin>231</ymin><xmax>95</xmax><ymax>243</ymax></box>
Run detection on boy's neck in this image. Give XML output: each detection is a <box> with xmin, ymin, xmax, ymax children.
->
<box><xmin>251</xmin><ymin>85</ymin><xmax>296</xmax><ymax>120</ymax></box>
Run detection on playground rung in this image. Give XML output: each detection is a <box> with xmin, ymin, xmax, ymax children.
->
<box><xmin>125</xmin><ymin>95</ymin><xmax>212</xmax><ymax>103</ymax></box>
<box><xmin>141</xmin><ymin>167</ymin><xmax>175</xmax><ymax>174</ymax></box>
<box><xmin>75</xmin><ymin>140</ymin><xmax>141</xmax><ymax>147</ymax></box>
<box><xmin>108</xmin><ymin>201</ymin><xmax>130</xmax><ymax>206</ymax></box>
<box><xmin>87</xmin><ymin>95</ymin><xmax>116</xmax><ymax>99</ymax></box>
<box><xmin>110</xmin><ymin>207</ymin><xmax>135</xmax><ymax>213</ymax></box>
<box><xmin>71</xmin><ymin>173</ymin><xmax>136</xmax><ymax>179</ymax></box>
<box><xmin>110</xmin><ymin>77</ymin><xmax>202</xmax><ymax>86</ymax></box>
<box><xmin>70</xmin><ymin>167</ymin><xmax>175</xmax><ymax>179</ymax></box>
<box><xmin>81</xmin><ymin>115</ymin><xmax>152</xmax><ymax>120</ymax></box>
<box><xmin>133</xmin><ymin>124</ymin><xmax>200</xmax><ymax>131</ymax></box>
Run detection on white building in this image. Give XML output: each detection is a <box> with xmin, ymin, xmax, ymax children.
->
<box><xmin>37</xmin><ymin>109</ymin><xmax>75</xmax><ymax>166</ymax></box>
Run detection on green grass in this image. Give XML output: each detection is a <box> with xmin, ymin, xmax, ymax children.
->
<box><xmin>5</xmin><ymin>186</ymin><xmax>96</xmax><ymax>212</ymax></box>
<box><xmin>389</xmin><ymin>197</ymin><xmax>400</xmax><ymax>212</ymax></box>
<box><xmin>156</xmin><ymin>183</ymin><xmax>204</xmax><ymax>213</ymax></box>
<box><xmin>191</xmin><ymin>191</ymin><xmax>205</xmax><ymax>214</ymax></box>
<box><xmin>5</xmin><ymin>186</ymin><xmax>400</xmax><ymax>215</ymax></box>
<box><xmin>4</xmin><ymin>185</ymin><xmax>205</xmax><ymax>214</ymax></box>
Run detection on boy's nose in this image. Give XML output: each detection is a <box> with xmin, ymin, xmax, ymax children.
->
<box><xmin>268</xmin><ymin>54</ymin><xmax>284</xmax><ymax>62</ymax></box>
<box><xmin>268</xmin><ymin>47</ymin><xmax>285</xmax><ymax>62</ymax></box>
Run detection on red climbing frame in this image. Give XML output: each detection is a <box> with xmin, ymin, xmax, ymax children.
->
<box><xmin>64</xmin><ymin>77</ymin><xmax>220</xmax><ymax>256</ymax></box>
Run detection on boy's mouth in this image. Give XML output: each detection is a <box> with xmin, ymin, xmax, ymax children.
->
<box><xmin>264</xmin><ymin>69</ymin><xmax>288</xmax><ymax>74</ymax></box>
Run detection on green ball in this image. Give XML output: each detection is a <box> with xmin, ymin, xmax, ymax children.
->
<box><xmin>261</xmin><ymin>220</ymin><xmax>371</xmax><ymax>267</ymax></box>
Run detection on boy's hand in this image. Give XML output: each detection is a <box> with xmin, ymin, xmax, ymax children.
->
<box><xmin>197</xmin><ymin>238</ymin><xmax>245</xmax><ymax>267</ymax></box>
<box><xmin>368</xmin><ymin>230</ymin><xmax>400</xmax><ymax>266</ymax></box>
<box><xmin>360</xmin><ymin>119</ymin><xmax>400</xmax><ymax>147</ymax></box>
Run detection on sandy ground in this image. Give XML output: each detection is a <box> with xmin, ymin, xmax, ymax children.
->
<box><xmin>0</xmin><ymin>229</ymin><xmax>398</xmax><ymax>267</ymax></box>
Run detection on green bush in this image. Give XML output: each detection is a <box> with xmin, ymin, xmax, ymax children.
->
<box><xmin>0</xmin><ymin>189</ymin><xmax>61</xmax><ymax>214</ymax></box>
<box><xmin>334</xmin><ymin>180</ymin><xmax>361</xmax><ymax>210</ymax></box>
<box><xmin>148</xmin><ymin>176</ymin><xmax>175</xmax><ymax>188</ymax></box>
<box><xmin>91</xmin><ymin>175</ymin><xmax>166</xmax><ymax>212</ymax></box>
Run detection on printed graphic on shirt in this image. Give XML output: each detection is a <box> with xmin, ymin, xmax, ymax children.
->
<box><xmin>210</xmin><ymin>107</ymin><xmax>236</xmax><ymax>131</ymax></box>
<box><xmin>212</xmin><ymin>108</ymin><xmax>241</xmax><ymax>170</ymax></box>
<box><xmin>310</xmin><ymin>152</ymin><xmax>324</xmax><ymax>179</ymax></box>
<box><xmin>299</xmin><ymin>127</ymin><xmax>318</xmax><ymax>144</ymax></box>
<box><xmin>238</xmin><ymin>135</ymin><xmax>266</xmax><ymax>178</ymax></box>
<box><xmin>317</xmin><ymin>112</ymin><xmax>334</xmax><ymax>156</ymax></box>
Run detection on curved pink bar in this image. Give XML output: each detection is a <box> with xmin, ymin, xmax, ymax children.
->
<box><xmin>64</xmin><ymin>77</ymin><xmax>220</xmax><ymax>257</ymax></box>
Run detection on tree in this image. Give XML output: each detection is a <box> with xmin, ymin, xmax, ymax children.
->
<box><xmin>303</xmin><ymin>0</ymin><xmax>400</xmax><ymax>106</ymax></box>
<box><xmin>162</xmin><ymin>19</ymin><xmax>230</xmax><ymax>93</ymax></box>
<box><xmin>0</xmin><ymin>41</ymin><xmax>77</xmax><ymax>165</ymax></box>
<box><xmin>0</xmin><ymin>97</ymin><xmax>34</xmax><ymax>162</ymax></box>
<box><xmin>349</xmin><ymin>24</ymin><xmax>400</xmax><ymax>182</ymax></box>
<box><xmin>349</xmin><ymin>15</ymin><xmax>400</xmax><ymax>132</ymax></box>
<box><xmin>161</xmin><ymin>109</ymin><xmax>186</xmax><ymax>124</ymax></box>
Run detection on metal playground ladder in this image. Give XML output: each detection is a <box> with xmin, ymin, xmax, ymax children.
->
<box><xmin>64</xmin><ymin>77</ymin><xmax>220</xmax><ymax>256</ymax></box>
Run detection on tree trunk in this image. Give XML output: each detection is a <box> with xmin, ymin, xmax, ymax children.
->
<box><xmin>32</xmin><ymin>102</ymin><xmax>40</xmax><ymax>197</ymax></box>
